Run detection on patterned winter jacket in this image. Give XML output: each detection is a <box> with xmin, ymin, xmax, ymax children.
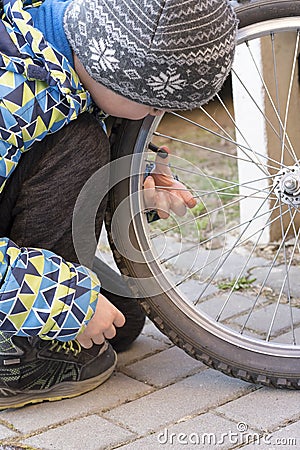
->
<box><xmin>0</xmin><ymin>0</ymin><xmax>101</xmax><ymax>341</ymax></box>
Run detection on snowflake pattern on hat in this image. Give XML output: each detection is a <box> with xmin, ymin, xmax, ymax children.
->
<box><xmin>89</xmin><ymin>38</ymin><xmax>119</xmax><ymax>73</ymax></box>
<box><xmin>64</xmin><ymin>0</ymin><xmax>238</xmax><ymax>110</ymax></box>
<box><xmin>148</xmin><ymin>69</ymin><xmax>186</xmax><ymax>98</ymax></box>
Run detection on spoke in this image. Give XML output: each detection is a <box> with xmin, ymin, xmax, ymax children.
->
<box><xmin>150</xmin><ymin>184</ymin><xmax>274</xmax><ymax>241</ymax></box>
<box><xmin>154</xmin><ymin>129</ymin><xmax>283</xmax><ymax>174</ymax></box>
<box><xmin>146</xmin><ymin>157</ymin><xmax>241</xmax><ymax>188</ymax></box>
<box><xmin>278</xmin><ymin>203</ymin><xmax>291</xmax><ymax>300</ymax></box>
<box><xmin>191</xmin><ymin>174</ymin><xmax>275</xmax><ymax>199</ymax></box>
<box><xmin>161</xmin><ymin>195</ymin><xmax>280</xmax><ymax>265</ymax></box>
<box><xmin>164</xmin><ymin>112</ymin><xmax>288</xmax><ymax>172</ymax></box>
<box><xmin>271</xmin><ymin>32</ymin><xmax>285</xmax><ymax>165</ymax></box>
<box><xmin>176</xmin><ymin>204</ymin><xmax>288</xmax><ymax>291</ymax></box>
<box><xmin>193</xmin><ymin>191</ymin><xmax>275</xmax><ymax>200</ymax></box>
<box><xmin>153</xmin><ymin>130</ymin><xmax>274</xmax><ymax>171</ymax></box>
<box><xmin>245</xmin><ymin>38</ymin><xmax>299</xmax><ymax>165</ymax></box>
<box><xmin>199</xmin><ymin>96</ymin><xmax>269</xmax><ymax>176</ymax></box>
<box><xmin>287</xmin><ymin>205</ymin><xmax>300</xmax><ymax>345</ymax></box>
<box><xmin>265</xmin><ymin>202</ymin><xmax>296</xmax><ymax>342</ymax></box>
<box><xmin>215</xmin><ymin>198</ymin><xmax>280</xmax><ymax>322</ymax></box>
<box><xmin>288</xmin><ymin>206</ymin><xmax>300</xmax><ymax>254</ymax></box>
<box><xmin>280</xmin><ymin>30</ymin><xmax>300</xmax><ymax>166</ymax></box>
<box><xmin>277</xmin><ymin>226</ymin><xmax>300</xmax><ymax>345</ymax></box>
<box><xmin>231</xmin><ymin>67</ymin><xmax>298</xmax><ymax>168</ymax></box>
<box><xmin>271</xmin><ymin>33</ymin><xmax>283</xmax><ymax>150</ymax></box>
<box><xmin>216</xmin><ymin>94</ymin><xmax>270</xmax><ymax>176</ymax></box>
<box><xmin>145</xmin><ymin>157</ymin><xmax>276</xmax><ymax>197</ymax></box>
<box><xmin>151</xmin><ymin>185</ymin><xmax>274</xmax><ymax>200</ymax></box>
<box><xmin>186</xmin><ymin>179</ymin><xmax>273</xmax><ymax>199</ymax></box>
<box><xmin>240</xmin><ymin>208</ymin><xmax>298</xmax><ymax>334</ymax></box>
<box><xmin>192</xmin><ymin>189</ymin><xmax>277</xmax><ymax>305</ymax></box>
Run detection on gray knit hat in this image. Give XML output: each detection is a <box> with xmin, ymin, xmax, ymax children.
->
<box><xmin>64</xmin><ymin>0</ymin><xmax>238</xmax><ymax>110</ymax></box>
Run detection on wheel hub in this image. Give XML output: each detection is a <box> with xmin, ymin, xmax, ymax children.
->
<box><xmin>274</xmin><ymin>165</ymin><xmax>300</xmax><ymax>206</ymax></box>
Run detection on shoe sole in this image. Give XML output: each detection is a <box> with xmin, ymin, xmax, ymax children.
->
<box><xmin>0</xmin><ymin>353</ymin><xmax>117</xmax><ymax>410</ymax></box>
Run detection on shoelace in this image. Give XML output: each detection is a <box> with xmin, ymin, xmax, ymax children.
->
<box><xmin>49</xmin><ymin>340</ymin><xmax>82</xmax><ymax>356</ymax></box>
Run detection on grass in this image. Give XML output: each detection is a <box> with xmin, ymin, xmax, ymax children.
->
<box><xmin>218</xmin><ymin>276</ymin><xmax>257</xmax><ymax>291</ymax></box>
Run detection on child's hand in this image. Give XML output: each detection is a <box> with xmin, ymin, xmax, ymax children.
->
<box><xmin>77</xmin><ymin>293</ymin><xmax>125</xmax><ymax>348</ymax></box>
<box><xmin>143</xmin><ymin>146</ymin><xmax>197</xmax><ymax>219</ymax></box>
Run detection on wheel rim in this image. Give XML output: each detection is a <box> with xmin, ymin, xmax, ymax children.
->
<box><xmin>129</xmin><ymin>18</ymin><xmax>300</xmax><ymax>357</ymax></box>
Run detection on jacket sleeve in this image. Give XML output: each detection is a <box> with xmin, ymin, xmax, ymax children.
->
<box><xmin>0</xmin><ymin>237</ymin><xmax>100</xmax><ymax>341</ymax></box>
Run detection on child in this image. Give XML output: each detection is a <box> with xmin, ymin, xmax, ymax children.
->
<box><xmin>0</xmin><ymin>0</ymin><xmax>237</xmax><ymax>409</ymax></box>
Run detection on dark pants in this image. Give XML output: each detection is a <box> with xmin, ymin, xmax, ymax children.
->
<box><xmin>0</xmin><ymin>112</ymin><xmax>145</xmax><ymax>351</ymax></box>
<box><xmin>0</xmin><ymin>112</ymin><xmax>108</xmax><ymax>265</ymax></box>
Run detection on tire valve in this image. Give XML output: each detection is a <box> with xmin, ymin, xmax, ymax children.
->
<box><xmin>148</xmin><ymin>143</ymin><xmax>169</xmax><ymax>159</ymax></box>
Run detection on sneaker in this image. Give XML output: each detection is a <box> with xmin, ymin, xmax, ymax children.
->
<box><xmin>0</xmin><ymin>335</ymin><xmax>117</xmax><ymax>410</ymax></box>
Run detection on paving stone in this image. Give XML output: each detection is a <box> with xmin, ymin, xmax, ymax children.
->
<box><xmin>148</xmin><ymin>236</ymin><xmax>195</xmax><ymax>269</ymax></box>
<box><xmin>0</xmin><ymin>424</ymin><xmax>18</xmax><ymax>440</ymax></box>
<box><xmin>216</xmin><ymin>387</ymin><xmax>300</xmax><ymax>432</ymax></box>
<box><xmin>256</xmin><ymin>419</ymin><xmax>300</xmax><ymax>447</ymax></box>
<box><xmin>23</xmin><ymin>415</ymin><xmax>134</xmax><ymax>450</ymax></box>
<box><xmin>95</xmin><ymin>250</ymin><xmax>119</xmax><ymax>273</ymax></box>
<box><xmin>121</xmin><ymin>346</ymin><xmax>205</xmax><ymax>387</ymax></box>
<box><xmin>117</xmin><ymin>412</ymin><xmax>260</xmax><ymax>449</ymax></box>
<box><xmin>97</xmin><ymin>229</ymin><xmax>118</xmax><ymax>269</ymax></box>
<box><xmin>104</xmin><ymin>369</ymin><xmax>251</xmax><ymax>435</ymax></box>
<box><xmin>117</xmin><ymin>334</ymin><xmax>171</xmax><ymax>367</ymax></box>
<box><xmin>174</xmin><ymin>279</ymin><xmax>218</xmax><ymax>302</ymax></box>
<box><xmin>1</xmin><ymin>373</ymin><xmax>153</xmax><ymax>433</ymax></box>
<box><xmin>277</xmin><ymin>326</ymin><xmax>300</xmax><ymax>344</ymax></box>
<box><xmin>240</xmin><ymin>418</ymin><xmax>300</xmax><ymax>449</ymax></box>
<box><xmin>166</xmin><ymin>243</ymin><xmax>268</xmax><ymax>284</ymax></box>
<box><xmin>158</xmin><ymin>243</ymin><xmax>223</xmax><ymax>280</ymax></box>
<box><xmin>199</xmin><ymin>292</ymin><xmax>265</xmax><ymax>321</ymax></box>
<box><xmin>251</xmin><ymin>265</ymin><xmax>300</xmax><ymax>297</ymax></box>
<box><xmin>210</xmin><ymin>253</ymin><xmax>268</xmax><ymax>281</ymax></box>
<box><xmin>232</xmin><ymin>303</ymin><xmax>300</xmax><ymax>336</ymax></box>
<box><xmin>167</xmin><ymin>247</ymin><xmax>222</xmax><ymax>280</ymax></box>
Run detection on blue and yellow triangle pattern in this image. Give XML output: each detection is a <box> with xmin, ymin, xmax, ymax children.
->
<box><xmin>0</xmin><ymin>0</ymin><xmax>92</xmax><ymax>194</ymax></box>
<box><xmin>0</xmin><ymin>238</ymin><xmax>100</xmax><ymax>340</ymax></box>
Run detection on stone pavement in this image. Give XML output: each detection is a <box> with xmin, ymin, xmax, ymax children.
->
<box><xmin>1</xmin><ymin>232</ymin><xmax>300</xmax><ymax>450</ymax></box>
<box><xmin>0</xmin><ymin>317</ymin><xmax>300</xmax><ymax>450</ymax></box>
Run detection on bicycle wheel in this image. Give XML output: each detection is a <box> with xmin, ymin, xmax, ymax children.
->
<box><xmin>106</xmin><ymin>0</ymin><xmax>300</xmax><ymax>388</ymax></box>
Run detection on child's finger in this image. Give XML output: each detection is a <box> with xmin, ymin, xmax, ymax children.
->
<box><xmin>114</xmin><ymin>310</ymin><xmax>126</xmax><ymax>328</ymax></box>
<box><xmin>103</xmin><ymin>325</ymin><xmax>117</xmax><ymax>340</ymax></box>
<box><xmin>143</xmin><ymin>175</ymin><xmax>156</xmax><ymax>209</ymax></box>
<box><xmin>170</xmin><ymin>190</ymin><xmax>187</xmax><ymax>216</ymax></box>
<box><xmin>77</xmin><ymin>333</ymin><xmax>95</xmax><ymax>348</ymax></box>
<box><xmin>174</xmin><ymin>181</ymin><xmax>197</xmax><ymax>208</ymax></box>
<box><xmin>91</xmin><ymin>334</ymin><xmax>105</xmax><ymax>345</ymax></box>
<box><xmin>155</xmin><ymin>190</ymin><xmax>170</xmax><ymax>219</ymax></box>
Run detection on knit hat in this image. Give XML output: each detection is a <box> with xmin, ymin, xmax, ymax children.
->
<box><xmin>64</xmin><ymin>0</ymin><xmax>238</xmax><ymax>110</ymax></box>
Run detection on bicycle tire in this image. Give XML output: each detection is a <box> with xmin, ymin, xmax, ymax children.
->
<box><xmin>106</xmin><ymin>0</ymin><xmax>300</xmax><ymax>388</ymax></box>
